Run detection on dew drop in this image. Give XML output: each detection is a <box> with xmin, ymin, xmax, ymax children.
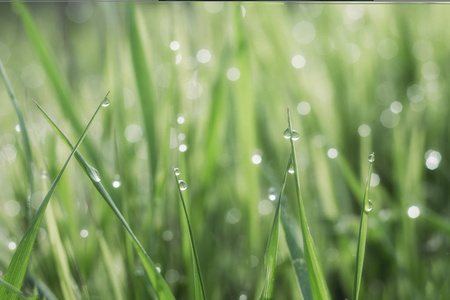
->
<box><xmin>178</xmin><ymin>180</ymin><xmax>187</xmax><ymax>191</ymax></box>
<box><xmin>365</xmin><ymin>199</ymin><xmax>373</xmax><ymax>212</ymax></box>
<box><xmin>283</xmin><ymin>128</ymin><xmax>291</xmax><ymax>139</ymax></box>
<box><xmin>291</xmin><ymin>130</ymin><xmax>300</xmax><ymax>141</ymax></box>
<box><xmin>88</xmin><ymin>166</ymin><xmax>101</xmax><ymax>182</ymax></box>
<box><xmin>368</xmin><ymin>152</ymin><xmax>375</xmax><ymax>163</ymax></box>
<box><xmin>288</xmin><ymin>162</ymin><xmax>295</xmax><ymax>174</ymax></box>
<box><xmin>174</xmin><ymin>168</ymin><xmax>181</xmax><ymax>176</ymax></box>
<box><xmin>102</xmin><ymin>97</ymin><xmax>110</xmax><ymax>107</ymax></box>
<box><xmin>112</xmin><ymin>181</ymin><xmax>121</xmax><ymax>188</ymax></box>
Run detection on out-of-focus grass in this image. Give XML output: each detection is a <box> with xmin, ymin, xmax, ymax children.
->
<box><xmin>0</xmin><ymin>2</ymin><xmax>449</xmax><ymax>299</ymax></box>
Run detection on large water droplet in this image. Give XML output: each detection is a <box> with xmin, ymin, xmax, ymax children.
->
<box><xmin>102</xmin><ymin>97</ymin><xmax>110</xmax><ymax>107</ymax></box>
<box><xmin>288</xmin><ymin>162</ymin><xmax>295</xmax><ymax>174</ymax></box>
<box><xmin>178</xmin><ymin>180</ymin><xmax>187</xmax><ymax>191</ymax></box>
<box><xmin>365</xmin><ymin>199</ymin><xmax>373</xmax><ymax>212</ymax></box>
<box><xmin>88</xmin><ymin>166</ymin><xmax>101</xmax><ymax>182</ymax></box>
<box><xmin>291</xmin><ymin>130</ymin><xmax>300</xmax><ymax>141</ymax></box>
<box><xmin>283</xmin><ymin>128</ymin><xmax>291</xmax><ymax>139</ymax></box>
<box><xmin>174</xmin><ymin>168</ymin><xmax>181</xmax><ymax>176</ymax></box>
<box><xmin>368</xmin><ymin>152</ymin><xmax>375</xmax><ymax>163</ymax></box>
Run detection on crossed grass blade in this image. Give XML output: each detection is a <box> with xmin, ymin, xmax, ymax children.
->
<box><xmin>33</xmin><ymin>96</ymin><xmax>175</xmax><ymax>300</ymax></box>
<box><xmin>0</xmin><ymin>95</ymin><xmax>107</xmax><ymax>300</ymax></box>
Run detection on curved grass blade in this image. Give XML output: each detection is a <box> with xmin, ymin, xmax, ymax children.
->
<box><xmin>33</xmin><ymin>98</ymin><xmax>175</xmax><ymax>300</ymax></box>
<box><xmin>259</xmin><ymin>154</ymin><xmax>291</xmax><ymax>299</ymax></box>
<box><xmin>352</xmin><ymin>153</ymin><xmax>375</xmax><ymax>300</ymax></box>
<box><xmin>174</xmin><ymin>169</ymin><xmax>207</xmax><ymax>300</ymax></box>
<box><xmin>286</xmin><ymin>108</ymin><xmax>331</xmax><ymax>300</ymax></box>
<box><xmin>0</xmin><ymin>59</ymin><xmax>33</xmax><ymax>221</ymax></box>
<box><xmin>0</xmin><ymin>95</ymin><xmax>107</xmax><ymax>300</ymax></box>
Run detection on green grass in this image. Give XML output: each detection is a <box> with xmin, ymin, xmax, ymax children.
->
<box><xmin>1</xmin><ymin>2</ymin><xmax>450</xmax><ymax>300</ymax></box>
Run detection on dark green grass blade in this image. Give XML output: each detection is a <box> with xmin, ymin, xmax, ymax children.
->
<box><xmin>352</xmin><ymin>153</ymin><xmax>375</xmax><ymax>300</ymax></box>
<box><xmin>259</xmin><ymin>154</ymin><xmax>291</xmax><ymax>299</ymax></box>
<box><xmin>0</xmin><ymin>95</ymin><xmax>107</xmax><ymax>300</ymax></box>
<box><xmin>33</xmin><ymin>98</ymin><xmax>175</xmax><ymax>300</ymax></box>
<box><xmin>174</xmin><ymin>170</ymin><xmax>207</xmax><ymax>300</ymax></box>
<box><xmin>0</xmin><ymin>279</ymin><xmax>29</xmax><ymax>300</ymax></box>
<box><xmin>281</xmin><ymin>206</ymin><xmax>313</xmax><ymax>300</ymax></box>
<box><xmin>287</xmin><ymin>108</ymin><xmax>331</xmax><ymax>300</ymax></box>
<box><xmin>0</xmin><ymin>59</ymin><xmax>33</xmax><ymax>220</ymax></box>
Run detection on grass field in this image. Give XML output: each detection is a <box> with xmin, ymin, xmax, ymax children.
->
<box><xmin>0</xmin><ymin>2</ymin><xmax>449</xmax><ymax>299</ymax></box>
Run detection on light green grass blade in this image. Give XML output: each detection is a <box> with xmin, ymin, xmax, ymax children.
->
<box><xmin>281</xmin><ymin>205</ymin><xmax>312</xmax><ymax>300</ymax></box>
<box><xmin>286</xmin><ymin>108</ymin><xmax>331</xmax><ymax>300</ymax></box>
<box><xmin>33</xmin><ymin>97</ymin><xmax>175</xmax><ymax>300</ymax></box>
<box><xmin>0</xmin><ymin>59</ymin><xmax>33</xmax><ymax>220</ymax></box>
<box><xmin>352</xmin><ymin>152</ymin><xmax>375</xmax><ymax>300</ymax></box>
<box><xmin>0</xmin><ymin>94</ymin><xmax>107</xmax><ymax>300</ymax></box>
<box><xmin>174</xmin><ymin>169</ymin><xmax>207</xmax><ymax>300</ymax></box>
<box><xmin>259</xmin><ymin>154</ymin><xmax>291</xmax><ymax>300</ymax></box>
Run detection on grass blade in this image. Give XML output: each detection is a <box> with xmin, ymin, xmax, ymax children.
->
<box><xmin>352</xmin><ymin>153</ymin><xmax>375</xmax><ymax>300</ymax></box>
<box><xmin>0</xmin><ymin>59</ymin><xmax>33</xmax><ymax>220</ymax></box>
<box><xmin>0</xmin><ymin>279</ymin><xmax>29</xmax><ymax>300</ymax></box>
<box><xmin>281</xmin><ymin>206</ymin><xmax>313</xmax><ymax>300</ymax></box>
<box><xmin>33</xmin><ymin>97</ymin><xmax>175</xmax><ymax>300</ymax></box>
<box><xmin>286</xmin><ymin>108</ymin><xmax>331</xmax><ymax>300</ymax></box>
<box><xmin>0</xmin><ymin>94</ymin><xmax>108</xmax><ymax>300</ymax></box>
<box><xmin>174</xmin><ymin>169</ymin><xmax>207</xmax><ymax>300</ymax></box>
<box><xmin>259</xmin><ymin>154</ymin><xmax>291</xmax><ymax>299</ymax></box>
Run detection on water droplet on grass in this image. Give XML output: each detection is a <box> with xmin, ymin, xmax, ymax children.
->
<box><xmin>288</xmin><ymin>162</ymin><xmax>295</xmax><ymax>174</ymax></box>
<box><xmin>174</xmin><ymin>168</ymin><xmax>181</xmax><ymax>176</ymax></box>
<box><xmin>283</xmin><ymin>128</ymin><xmax>291</xmax><ymax>139</ymax></box>
<box><xmin>365</xmin><ymin>199</ymin><xmax>373</xmax><ymax>212</ymax></box>
<box><xmin>112</xmin><ymin>181</ymin><xmax>121</xmax><ymax>188</ymax></box>
<box><xmin>368</xmin><ymin>152</ymin><xmax>375</xmax><ymax>163</ymax></box>
<box><xmin>102</xmin><ymin>97</ymin><xmax>110</xmax><ymax>107</ymax></box>
<box><xmin>178</xmin><ymin>180</ymin><xmax>187</xmax><ymax>191</ymax></box>
<box><xmin>291</xmin><ymin>130</ymin><xmax>300</xmax><ymax>141</ymax></box>
<box><xmin>88</xmin><ymin>166</ymin><xmax>101</xmax><ymax>182</ymax></box>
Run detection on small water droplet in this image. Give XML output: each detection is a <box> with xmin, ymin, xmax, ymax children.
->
<box><xmin>368</xmin><ymin>152</ymin><xmax>375</xmax><ymax>163</ymax></box>
<box><xmin>291</xmin><ymin>130</ymin><xmax>300</xmax><ymax>141</ymax></box>
<box><xmin>365</xmin><ymin>199</ymin><xmax>373</xmax><ymax>212</ymax></box>
<box><xmin>88</xmin><ymin>166</ymin><xmax>101</xmax><ymax>182</ymax></box>
<box><xmin>268</xmin><ymin>187</ymin><xmax>276</xmax><ymax>201</ymax></box>
<box><xmin>283</xmin><ymin>128</ymin><xmax>291</xmax><ymax>139</ymax></box>
<box><xmin>102</xmin><ymin>97</ymin><xmax>110</xmax><ymax>107</ymax></box>
<box><xmin>15</xmin><ymin>124</ymin><xmax>21</xmax><ymax>132</ymax></box>
<box><xmin>174</xmin><ymin>168</ymin><xmax>181</xmax><ymax>176</ymax></box>
<box><xmin>41</xmin><ymin>170</ymin><xmax>47</xmax><ymax>179</ymax></box>
<box><xmin>288</xmin><ymin>162</ymin><xmax>295</xmax><ymax>174</ymax></box>
<box><xmin>178</xmin><ymin>180</ymin><xmax>187</xmax><ymax>191</ymax></box>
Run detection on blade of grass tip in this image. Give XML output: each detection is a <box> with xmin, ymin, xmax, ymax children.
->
<box><xmin>0</xmin><ymin>59</ymin><xmax>34</xmax><ymax>221</ymax></box>
<box><xmin>34</xmin><ymin>96</ymin><xmax>175</xmax><ymax>300</ymax></box>
<box><xmin>286</xmin><ymin>108</ymin><xmax>331</xmax><ymax>300</ymax></box>
<box><xmin>0</xmin><ymin>95</ymin><xmax>107</xmax><ymax>300</ymax></box>
<box><xmin>352</xmin><ymin>152</ymin><xmax>375</xmax><ymax>300</ymax></box>
<box><xmin>174</xmin><ymin>168</ymin><xmax>207</xmax><ymax>300</ymax></box>
<box><xmin>259</xmin><ymin>153</ymin><xmax>291</xmax><ymax>300</ymax></box>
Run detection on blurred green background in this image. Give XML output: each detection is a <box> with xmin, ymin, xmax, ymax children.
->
<box><xmin>0</xmin><ymin>2</ymin><xmax>449</xmax><ymax>299</ymax></box>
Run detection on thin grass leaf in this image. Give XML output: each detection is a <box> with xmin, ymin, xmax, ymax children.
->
<box><xmin>0</xmin><ymin>59</ymin><xmax>33</xmax><ymax>221</ymax></box>
<box><xmin>33</xmin><ymin>98</ymin><xmax>175</xmax><ymax>300</ymax></box>
<box><xmin>352</xmin><ymin>152</ymin><xmax>375</xmax><ymax>300</ymax></box>
<box><xmin>0</xmin><ymin>94</ymin><xmax>108</xmax><ymax>300</ymax></box>
<box><xmin>0</xmin><ymin>278</ymin><xmax>29</xmax><ymax>300</ymax></box>
<box><xmin>286</xmin><ymin>108</ymin><xmax>331</xmax><ymax>300</ymax></box>
<box><xmin>259</xmin><ymin>154</ymin><xmax>291</xmax><ymax>300</ymax></box>
<box><xmin>174</xmin><ymin>169</ymin><xmax>207</xmax><ymax>300</ymax></box>
<box><xmin>281</xmin><ymin>205</ymin><xmax>312</xmax><ymax>300</ymax></box>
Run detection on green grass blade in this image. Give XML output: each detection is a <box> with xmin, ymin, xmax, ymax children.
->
<box><xmin>281</xmin><ymin>206</ymin><xmax>313</xmax><ymax>300</ymax></box>
<box><xmin>0</xmin><ymin>279</ymin><xmax>29</xmax><ymax>300</ymax></box>
<box><xmin>352</xmin><ymin>153</ymin><xmax>375</xmax><ymax>300</ymax></box>
<box><xmin>259</xmin><ymin>154</ymin><xmax>291</xmax><ymax>300</ymax></box>
<box><xmin>0</xmin><ymin>94</ymin><xmax>107</xmax><ymax>300</ymax></box>
<box><xmin>0</xmin><ymin>59</ymin><xmax>34</xmax><ymax>220</ymax></box>
<box><xmin>33</xmin><ymin>98</ymin><xmax>175</xmax><ymax>300</ymax></box>
<box><xmin>286</xmin><ymin>108</ymin><xmax>331</xmax><ymax>300</ymax></box>
<box><xmin>174</xmin><ymin>169</ymin><xmax>207</xmax><ymax>300</ymax></box>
